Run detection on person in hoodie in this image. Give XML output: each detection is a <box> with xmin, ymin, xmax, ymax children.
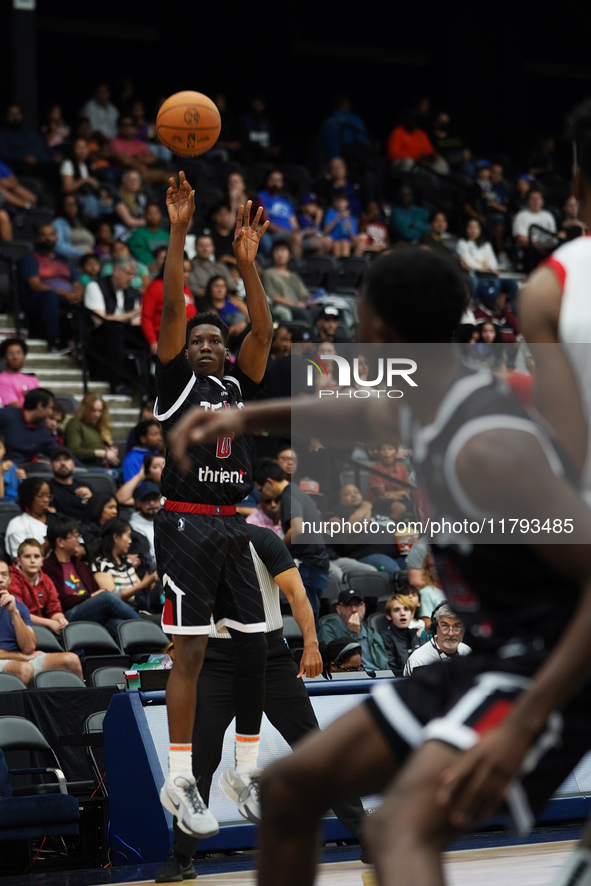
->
<box><xmin>381</xmin><ymin>593</ymin><xmax>424</xmax><ymax>676</ymax></box>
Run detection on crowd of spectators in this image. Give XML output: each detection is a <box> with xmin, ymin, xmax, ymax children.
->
<box><xmin>0</xmin><ymin>84</ymin><xmax>582</xmax><ymax>689</ymax></box>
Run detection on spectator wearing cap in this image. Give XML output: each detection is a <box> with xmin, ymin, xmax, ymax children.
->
<box><xmin>261</xmin><ymin>242</ymin><xmax>311</xmax><ymax>322</ymax></box>
<box><xmin>403</xmin><ymin>603</ymin><xmax>470</xmax><ymax>675</ymax></box>
<box><xmin>313</xmin><ymin>307</ymin><xmax>348</xmax><ymax>344</ymax></box>
<box><xmin>253</xmin><ymin>460</ymin><xmax>329</xmax><ymax>622</ymax></box>
<box><xmin>0</xmin><ymin>388</ymin><xmax>57</xmax><ymax>464</ymax></box>
<box><xmin>121</xmin><ymin>419</ymin><xmax>164</xmax><ymax>483</ymax></box>
<box><xmin>381</xmin><ymin>593</ymin><xmax>424</xmax><ymax>676</ymax></box>
<box><xmin>318</xmin><ymin>589</ymin><xmax>389</xmax><ymax>671</ymax></box>
<box><xmin>298</xmin><ymin>193</ymin><xmax>332</xmax><ymax>255</ymax></box>
<box><xmin>325</xmin><ymin>637</ymin><xmax>363</xmax><ymax>673</ymax></box>
<box><xmin>0</xmin><ymin>338</ymin><xmax>39</xmax><ymax>408</ymax></box>
<box><xmin>129</xmin><ymin>480</ymin><xmax>161</xmax><ymax>558</ymax></box>
<box><xmin>48</xmin><ymin>448</ymin><xmax>93</xmax><ymax>521</ymax></box>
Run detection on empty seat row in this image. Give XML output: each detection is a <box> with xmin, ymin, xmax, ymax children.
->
<box><xmin>33</xmin><ymin>619</ymin><xmax>168</xmax><ymax>657</ymax></box>
<box><xmin>0</xmin><ymin>665</ymin><xmax>128</xmax><ymax>692</ymax></box>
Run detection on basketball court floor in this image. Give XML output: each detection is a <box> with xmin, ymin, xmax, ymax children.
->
<box><xmin>0</xmin><ymin>836</ymin><xmax>579</xmax><ymax>886</ymax></box>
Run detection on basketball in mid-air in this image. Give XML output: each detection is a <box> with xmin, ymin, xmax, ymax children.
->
<box><xmin>156</xmin><ymin>91</ymin><xmax>221</xmax><ymax>157</ymax></box>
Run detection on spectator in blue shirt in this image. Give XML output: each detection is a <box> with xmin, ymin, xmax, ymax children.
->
<box><xmin>0</xmin><ymin>388</ymin><xmax>58</xmax><ymax>464</ymax></box>
<box><xmin>258</xmin><ymin>170</ymin><xmax>303</xmax><ymax>257</ymax></box>
<box><xmin>121</xmin><ymin>419</ymin><xmax>164</xmax><ymax>483</ymax></box>
<box><xmin>52</xmin><ymin>194</ymin><xmax>96</xmax><ymax>260</ymax></box>
<box><xmin>0</xmin><ymin>104</ymin><xmax>53</xmax><ymax>172</ymax></box>
<box><xmin>318</xmin><ymin>96</ymin><xmax>368</xmax><ymax>162</ymax></box>
<box><xmin>390</xmin><ymin>185</ymin><xmax>430</xmax><ymax>243</ymax></box>
<box><xmin>323</xmin><ymin>191</ymin><xmax>364</xmax><ymax>258</ymax></box>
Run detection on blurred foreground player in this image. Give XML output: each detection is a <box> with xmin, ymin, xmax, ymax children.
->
<box><xmin>518</xmin><ymin>98</ymin><xmax>591</xmax><ymax>886</ymax></box>
<box><xmin>155</xmin><ymin>524</ymin><xmax>367</xmax><ymax>882</ymax></box>
<box><xmin>168</xmin><ymin>249</ymin><xmax>591</xmax><ymax>886</ymax></box>
<box><xmin>155</xmin><ymin>172</ymin><xmax>273</xmax><ymax>838</ymax></box>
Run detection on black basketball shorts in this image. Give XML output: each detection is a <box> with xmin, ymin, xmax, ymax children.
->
<box><xmin>366</xmin><ymin>654</ymin><xmax>591</xmax><ymax>834</ymax></box>
<box><xmin>154</xmin><ymin>509</ymin><xmax>266</xmax><ymax>636</ymax></box>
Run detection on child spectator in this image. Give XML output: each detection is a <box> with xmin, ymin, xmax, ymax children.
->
<box><xmin>93</xmin><ymin>221</ymin><xmax>114</xmax><ymax>262</ymax></box>
<box><xmin>358</xmin><ymin>201</ymin><xmax>390</xmax><ymax>252</ymax></box>
<box><xmin>10</xmin><ymin>539</ymin><xmax>68</xmax><ymax>635</ymax></box>
<box><xmin>45</xmin><ymin>402</ymin><xmax>65</xmax><ymax>446</ymax></box>
<box><xmin>79</xmin><ymin>253</ymin><xmax>101</xmax><ymax>288</ymax></box>
<box><xmin>323</xmin><ymin>190</ymin><xmax>363</xmax><ymax>258</ymax></box>
<box><xmin>417</xmin><ymin>553</ymin><xmax>446</xmax><ymax>626</ymax></box>
<box><xmin>0</xmin><ymin>434</ymin><xmax>23</xmax><ymax>502</ymax></box>
<box><xmin>298</xmin><ymin>193</ymin><xmax>331</xmax><ymax>254</ymax></box>
<box><xmin>121</xmin><ymin>419</ymin><xmax>164</xmax><ymax>482</ymax></box>
<box><xmin>0</xmin><ymin>338</ymin><xmax>39</xmax><ymax>408</ymax></box>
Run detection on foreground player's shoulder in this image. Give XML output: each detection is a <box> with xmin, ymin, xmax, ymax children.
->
<box><xmin>248</xmin><ymin>524</ymin><xmax>295</xmax><ymax>576</ymax></box>
<box><xmin>223</xmin><ymin>362</ymin><xmax>263</xmax><ymax>401</ymax></box>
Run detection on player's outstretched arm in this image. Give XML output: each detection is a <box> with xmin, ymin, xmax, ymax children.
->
<box><xmin>168</xmin><ymin>395</ymin><xmax>399</xmax><ymax>474</ymax></box>
<box><xmin>436</xmin><ymin>429</ymin><xmax>591</xmax><ymax>827</ymax></box>
<box><xmin>157</xmin><ymin>172</ymin><xmax>195</xmax><ymax>367</ymax></box>
<box><xmin>233</xmin><ymin>201</ymin><xmax>273</xmax><ymax>383</ymax></box>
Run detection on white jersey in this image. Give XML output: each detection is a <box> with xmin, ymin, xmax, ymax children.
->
<box><xmin>548</xmin><ymin>237</ymin><xmax>591</xmax><ymax>498</ymax></box>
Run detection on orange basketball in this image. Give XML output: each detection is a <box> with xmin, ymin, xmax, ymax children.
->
<box><xmin>156</xmin><ymin>91</ymin><xmax>221</xmax><ymax>157</ymax></box>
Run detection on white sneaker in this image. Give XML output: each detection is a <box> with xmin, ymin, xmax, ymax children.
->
<box><xmin>218</xmin><ymin>767</ymin><xmax>262</xmax><ymax>824</ymax></box>
<box><xmin>160</xmin><ymin>774</ymin><xmax>219</xmax><ymax>837</ymax></box>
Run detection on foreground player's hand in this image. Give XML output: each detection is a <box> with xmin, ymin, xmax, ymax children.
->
<box><xmin>436</xmin><ymin>723</ymin><xmax>531</xmax><ymax>827</ymax></box>
<box><xmin>168</xmin><ymin>405</ymin><xmax>246</xmax><ymax>474</ymax></box>
<box><xmin>232</xmin><ymin>201</ymin><xmax>269</xmax><ymax>264</ymax></box>
<box><xmin>298</xmin><ymin>645</ymin><xmax>323</xmax><ymax>679</ymax></box>
<box><xmin>166</xmin><ymin>171</ymin><xmax>195</xmax><ymax>227</ymax></box>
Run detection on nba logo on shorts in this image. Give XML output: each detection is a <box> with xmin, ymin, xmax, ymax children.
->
<box><xmin>215</xmin><ymin>506</ymin><xmax>221</xmax><ymax>515</ymax></box>
<box><xmin>178</xmin><ymin>517</ymin><xmax>185</xmax><ymax>532</ymax></box>
<box><xmin>187</xmin><ymin>132</ymin><xmax>195</xmax><ymax>150</ymax></box>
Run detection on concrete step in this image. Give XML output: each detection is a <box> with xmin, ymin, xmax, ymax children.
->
<box><xmin>26</xmin><ymin>355</ymin><xmax>80</xmax><ymax>371</ymax></box>
<box><xmin>24</xmin><ymin>339</ymin><xmax>51</xmax><ymax>354</ymax></box>
<box><xmin>35</xmin><ymin>369</ymin><xmax>83</xmax><ymax>381</ymax></box>
<box><xmin>73</xmin><ymin>393</ymin><xmax>135</xmax><ymax>408</ymax></box>
<box><xmin>50</xmin><ymin>380</ymin><xmax>110</xmax><ymax>395</ymax></box>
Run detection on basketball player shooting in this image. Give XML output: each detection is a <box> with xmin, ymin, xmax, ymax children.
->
<box><xmin>155</xmin><ymin>172</ymin><xmax>272</xmax><ymax>838</ymax></box>
<box><xmin>168</xmin><ymin>249</ymin><xmax>591</xmax><ymax>886</ymax></box>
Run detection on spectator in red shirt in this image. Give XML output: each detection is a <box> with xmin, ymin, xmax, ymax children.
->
<box><xmin>358</xmin><ymin>201</ymin><xmax>390</xmax><ymax>253</ymax></box>
<box><xmin>366</xmin><ymin>442</ymin><xmax>411</xmax><ymax>521</ymax></box>
<box><xmin>141</xmin><ymin>257</ymin><xmax>196</xmax><ymax>355</ymax></box>
<box><xmin>10</xmin><ymin>539</ymin><xmax>67</xmax><ymax>635</ymax></box>
<box><xmin>387</xmin><ymin>114</ymin><xmax>448</xmax><ymax>175</ymax></box>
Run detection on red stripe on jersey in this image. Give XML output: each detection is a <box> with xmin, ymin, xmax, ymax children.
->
<box><xmin>543</xmin><ymin>256</ymin><xmax>566</xmax><ymax>290</ymax></box>
<box><xmin>163</xmin><ymin>500</ymin><xmax>237</xmax><ymax>516</ymax></box>
<box><xmin>472</xmin><ymin>698</ymin><xmax>514</xmax><ymax>735</ymax></box>
<box><xmin>162</xmin><ymin>597</ymin><xmax>174</xmax><ymax>626</ymax></box>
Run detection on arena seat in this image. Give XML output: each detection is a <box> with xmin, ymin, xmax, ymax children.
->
<box><xmin>325</xmin><ymin>573</ymin><xmax>344</xmax><ymax>600</ymax></box>
<box><xmin>367</xmin><ymin>612</ymin><xmax>388</xmax><ymax>634</ymax></box>
<box><xmin>33</xmin><ymin>670</ymin><xmax>86</xmax><ymax>690</ymax></box>
<box><xmin>91</xmin><ymin>667</ymin><xmax>128</xmax><ymax>688</ymax></box>
<box><xmin>342</xmin><ymin>571</ymin><xmax>392</xmax><ymax>598</ymax></box>
<box><xmin>0</xmin><ymin>673</ymin><xmax>27</xmax><ymax>692</ymax></box>
<box><xmin>116</xmin><ymin>620</ymin><xmax>169</xmax><ymax>657</ymax></box>
<box><xmin>74</xmin><ymin>471</ymin><xmax>117</xmax><ymax>498</ymax></box>
<box><xmin>32</xmin><ymin>624</ymin><xmax>64</xmax><ymax>653</ymax></box>
<box><xmin>318</xmin><ymin>614</ymin><xmax>339</xmax><ymax>631</ymax></box>
<box><xmin>61</xmin><ymin>622</ymin><xmax>129</xmax><ymax>683</ymax></box>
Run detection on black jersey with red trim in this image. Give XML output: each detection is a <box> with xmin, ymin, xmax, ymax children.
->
<box><xmin>406</xmin><ymin>370</ymin><xmax>580</xmax><ymax>655</ymax></box>
<box><xmin>155</xmin><ymin>351</ymin><xmax>261</xmax><ymax>505</ymax></box>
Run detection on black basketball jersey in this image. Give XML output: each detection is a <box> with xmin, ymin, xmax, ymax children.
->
<box><xmin>155</xmin><ymin>350</ymin><xmax>261</xmax><ymax>505</ymax></box>
<box><xmin>405</xmin><ymin>370</ymin><xmax>580</xmax><ymax>655</ymax></box>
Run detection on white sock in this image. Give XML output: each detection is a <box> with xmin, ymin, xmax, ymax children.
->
<box><xmin>235</xmin><ymin>734</ymin><xmax>260</xmax><ymax>774</ymax></box>
<box><xmin>550</xmin><ymin>848</ymin><xmax>591</xmax><ymax>886</ymax></box>
<box><xmin>169</xmin><ymin>743</ymin><xmax>193</xmax><ymax>780</ymax></box>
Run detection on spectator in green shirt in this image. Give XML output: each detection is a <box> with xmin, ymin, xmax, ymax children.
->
<box><xmin>318</xmin><ymin>589</ymin><xmax>389</xmax><ymax>670</ymax></box>
<box><xmin>128</xmin><ymin>203</ymin><xmax>169</xmax><ymax>269</ymax></box>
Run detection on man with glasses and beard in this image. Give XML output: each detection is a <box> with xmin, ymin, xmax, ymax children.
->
<box><xmin>403</xmin><ymin>603</ymin><xmax>470</xmax><ymax>676</ymax></box>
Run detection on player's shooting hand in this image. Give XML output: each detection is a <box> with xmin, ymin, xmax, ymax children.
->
<box><xmin>298</xmin><ymin>645</ymin><xmax>323</xmax><ymax>679</ymax></box>
<box><xmin>166</xmin><ymin>171</ymin><xmax>195</xmax><ymax>227</ymax></box>
<box><xmin>168</xmin><ymin>405</ymin><xmax>246</xmax><ymax>474</ymax></box>
<box><xmin>436</xmin><ymin>722</ymin><xmax>531</xmax><ymax>828</ymax></box>
<box><xmin>233</xmin><ymin>201</ymin><xmax>269</xmax><ymax>264</ymax></box>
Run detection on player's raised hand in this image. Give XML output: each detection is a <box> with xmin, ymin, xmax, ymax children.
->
<box><xmin>168</xmin><ymin>406</ymin><xmax>246</xmax><ymax>474</ymax></box>
<box><xmin>233</xmin><ymin>201</ymin><xmax>269</xmax><ymax>263</ymax></box>
<box><xmin>166</xmin><ymin>171</ymin><xmax>195</xmax><ymax>226</ymax></box>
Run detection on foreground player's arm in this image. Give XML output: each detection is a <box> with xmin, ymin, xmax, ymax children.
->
<box><xmin>157</xmin><ymin>172</ymin><xmax>195</xmax><ymax>367</ymax></box>
<box><xmin>168</xmin><ymin>395</ymin><xmax>399</xmax><ymax>474</ymax></box>
<box><xmin>233</xmin><ymin>202</ymin><xmax>272</xmax><ymax>384</ymax></box>
<box><xmin>520</xmin><ymin>265</ymin><xmax>588</xmax><ymax>472</ymax></box>
<box><xmin>275</xmin><ymin>567</ymin><xmax>322</xmax><ymax>678</ymax></box>
<box><xmin>437</xmin><ymin>428</ymin><xmax>591</xmax><ymax>826</ymax></box>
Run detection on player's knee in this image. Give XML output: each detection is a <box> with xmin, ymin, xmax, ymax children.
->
<box><xmin>11</xmin><ymin>662</ymin><xmax>34</xmax><ymax>686</ymax></box>
<box><xmin>174</xmin><ymin>637</ymin><xmax>207</xmax><ymax>674</ymax></box>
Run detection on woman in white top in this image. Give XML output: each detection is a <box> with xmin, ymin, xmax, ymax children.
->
<box><xmin>5</xmin><ymin>477</ymin><xmax>53</xmax><ymax>558</ymax></box>
<box><xmin>456</xmin><ymin>218</ymin><xmax>499</xmax><ymax>272</ymax></box>
<box><xmin>60</xmin><ymin>138</ymin><xmax>100</xmax><ymax>196</ymax></box>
